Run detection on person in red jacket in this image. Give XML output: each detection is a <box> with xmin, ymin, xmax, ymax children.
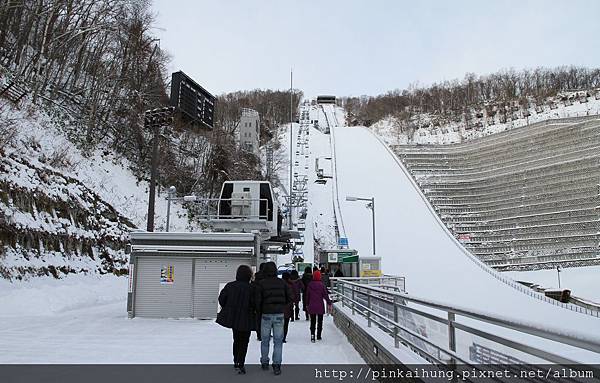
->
<box><xmin>305</xmin><ymin>270</ymin><xmax>332</xmax><ymax>342</ymax></box>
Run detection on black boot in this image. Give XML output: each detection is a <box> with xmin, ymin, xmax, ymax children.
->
<box><xmin>238</xmin><ymin>365</ymin><xmax>246</xmax><ymax>374</ymax></box>
<box><xmin>273</xmin><ymin>364</ymin><xmax>281</xmax><ymax>375</ymax></box>
<box><xmin>311</xmin><ymin>334</ymin><xmax>315</xmax><ymax>343</ymax></box>
<box><xmin>261</xmin><ymin>363</ymin><xmax>269</xmax><ymax>371</ymax></box>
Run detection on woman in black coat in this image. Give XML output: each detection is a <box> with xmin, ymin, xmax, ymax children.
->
<box><xmin>217</xmin><ymin>265</ymin><xmax>256</xmax><ymax>374</ymax></box>
<box><xmin>301</xmin><ymin>267</ymin><xmax>313</xmax><ymax>320</ymax></box>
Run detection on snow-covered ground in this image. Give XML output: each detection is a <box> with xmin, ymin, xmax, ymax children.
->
<box><xmin>0</xmin><ymin>275</ymin><xmax>362</xmax><ymax>363</ymax></box>
<box><xmin>332</xmin><ymin>121</ymin><xmax>600</xmax><ymax>363</ymax></box>
<box><xmin>506</xmin><ymin>266</ymin><xmax>600</xmax><ymax>304</ymax></box>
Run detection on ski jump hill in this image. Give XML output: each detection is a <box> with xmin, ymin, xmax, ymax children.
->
<box><xmin>326</xmin><ymin>105</ymin><xmax>599</xmax><ymax>362</ymax></box>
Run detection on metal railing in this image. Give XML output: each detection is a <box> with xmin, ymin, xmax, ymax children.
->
<box><xmin>332</xmin><ymin>278</ymin><xmax>600</xmax><ymax>369</ymax></box>
<box><xmin>331</xmin><ymin>275</ymin><xmax>406</xmax><ymax>292</ymax></box>
<box><xmin>175</xmin><ymin>197</ymin><xmax>271</xmax><ymax>221</ymax></box>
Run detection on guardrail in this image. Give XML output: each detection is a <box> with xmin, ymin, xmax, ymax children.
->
<box><xmin>169</xmin><ymin>197</ymin><xmax>271</xmax><ymax>221</ymax></box>
<box><xmin>331</xmin><ymin>275</ymin><xmax>406</xmax><ymax>292</ymax></box>
<box><xmin>332</xmin><ymin>278</ymin><xmax>600</xmax><ymax>369</ymax></box>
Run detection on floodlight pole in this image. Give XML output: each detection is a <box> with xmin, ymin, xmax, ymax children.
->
<box><xmin>288</xmin><ymin>68</ymin><xmax>293</xmax><ymax>229</ymax></box>
<box><xmin>145</xmin><ymin>107</ymin><xmax>174</xmax><ymax>232</ymax></box>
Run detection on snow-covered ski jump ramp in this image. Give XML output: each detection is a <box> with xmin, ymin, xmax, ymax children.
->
<box><xmin>332</xmin><ymin>125</ymin><xmax>600</xmax><ymax>363</ymax></box>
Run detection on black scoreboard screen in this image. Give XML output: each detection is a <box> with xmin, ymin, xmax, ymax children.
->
<box><xmin>170</xmin><ymin>71</ymin><xmax>215</xmax><ymax>129</ymax></box>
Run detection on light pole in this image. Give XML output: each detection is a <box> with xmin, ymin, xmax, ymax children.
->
<box><xmin>144</xmin><ymin>106</ymin><xmax>175</xmax><ymax>232</ymax></box>
<box><xmin>346</xmin><ymin>196</ymin><xmax>376</xmax><ymax>256</ymax></box>
<box><xmin>288</xmin><ymin>69</ymin><xmax>293</xmax><ymax>229</ymax></box>
<box><xmin>165</xmin><ymin>185</ymin><xmax>176</xmax><ymax>232</ymax></box>
<box><xmin>556</xmin><ymin>265</ymin><xmax>562</xmax><ymax>289</ymax></box>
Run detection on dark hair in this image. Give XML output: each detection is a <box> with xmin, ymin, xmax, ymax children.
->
<box><xmin>304</xmin><ymin>266</ymin><xmax>312</xmax><ymax>274</ymax></box>
<box><xmin>263</xmin><ymin>261</ymin><xmax>277</xmax><ymax>277</ymax></box>
<box><xmin>282</xmin><ymin>272</ymin><xmax>290</xmax><ymax>281</ymax></box>
<box><xmin>236</xmin><ymin>265</ymin><xmax>253</xmax><ymax>283</ymax></box>
<box><xmin>320</xmin><ymin>266</ymin><xmax>326</xmax><ymax>273</ymax></box>
<box><xmin>313</xmin><ymin>266</ymin><xmax>319</xmax><ymax>272</ymax></box>
<box><xmin>290</xmin><ymin>270</ymin><xmax>299</xmax><ymax>279</ymax></box>
<box><xmin>259</xmin><ymin>262</ymin><xmax>266</xmax><ymax>271</ymax></box>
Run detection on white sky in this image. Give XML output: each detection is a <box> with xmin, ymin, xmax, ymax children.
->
<box><xmin>153</xmin><ymin>0</ymin><xmax>600</xmax><ymax>97</ymax></box>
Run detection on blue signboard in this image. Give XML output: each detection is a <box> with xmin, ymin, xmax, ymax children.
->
<box><xmin>338</xmin><ymin>237</ymin><xmax>348</xmax><ymax>247</ymax></box>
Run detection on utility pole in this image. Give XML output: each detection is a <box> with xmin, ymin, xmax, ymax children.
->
<box><xmin>289</xmin><ymin>68</ymin><xmax>293</xmax><ymax>229</ymax></box>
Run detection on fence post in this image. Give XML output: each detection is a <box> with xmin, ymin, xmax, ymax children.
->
<box><xmin>340</xmin><ymin>282</ymin><xmax>345</xmax><ymax>308</ymax></box>
<box><xmin>448</xmin><ymin>312</ymin><xmax>456</xmax><ymax>368</ymax></box>
<box><xmin>393</xmin><ymin>296</ymin><xmax>399</xmax><ymax>348</ymax></box>
<box><xmin>367</xmin><ymin>293</ymin><xmax>372</xmax><ymax>327</ymax></box>
<box><xmin>351</xmin><ymin>285</ymin><xmax>355</xmax><ymax>315</ymax></box>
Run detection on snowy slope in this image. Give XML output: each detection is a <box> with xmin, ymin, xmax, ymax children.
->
<box><xmin>0</xmin><ymin>275</ymin><xmax>362</xmax><ymax>364</ymax></box>
<box><xmin>2</xmin><ymin>101</ymin><xmax>193</xmax><ymax>232</ymax></box>
<box><xmin>372</xmin><ymin>96</ymin><xmax>600</xmax><ymax>146</ymax></box>
<box><xmin>333</xmin><ymin>125</ymin><xmax>600</xmax><ymax>362</ymax></box>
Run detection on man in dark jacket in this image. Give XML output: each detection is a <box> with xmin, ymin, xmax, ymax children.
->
<box><xmin>255</xmin><ymin>262</ymin><xmax>292</xmax><ymax>375</ymax></box>
<box><xmin>217</xmin><ymin>265</ymin><xmax>256</xmax><ymax>374</ymax></box>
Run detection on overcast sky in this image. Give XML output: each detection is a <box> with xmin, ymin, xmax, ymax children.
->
<box><xmin>153</xmin><ymin>0</ymin><xmax>600</xmax><ymax>98</ymax></box>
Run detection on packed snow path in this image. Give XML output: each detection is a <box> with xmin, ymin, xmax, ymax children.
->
<box><xmin>332</xmin><ymin>125</ymin><xmax>600</xmax><ymax>362</ymax></box>
<box><xmin>0</xmin><ymin>276</ymin><xmax>362</xmax><ymax>364</ymax></box>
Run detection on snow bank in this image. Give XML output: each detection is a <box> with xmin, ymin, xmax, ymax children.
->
<box><xmin>0</xmin><ymin>274</ymin><xmax>127</xmax><ymax>316</ymax></box>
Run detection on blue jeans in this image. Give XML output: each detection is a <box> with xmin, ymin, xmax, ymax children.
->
<box><xmin>260</xmin><ymin>313</ymin><xmax>284</xmax><ymax>365</ymax></box>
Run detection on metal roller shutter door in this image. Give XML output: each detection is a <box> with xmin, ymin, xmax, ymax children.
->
<box><xmin>193</xmin><ymin>258</ymin><xmax>251</xmax><ymax>318</ymax></box>
<box><xmin>134</xmin><ymin>257</ymin><xmax>193</xmax><ymax>318</ymax></box>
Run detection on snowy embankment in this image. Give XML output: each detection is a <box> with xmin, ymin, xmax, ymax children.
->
<box><xmin>4</xmin><ymin>105</ymin><xmax>191</xmax><ymax>232</ymax></box>
<box><xmin>333</xmin><ymin>126</ymin><xmax>600</xmax><ymax>363</ymax></box>
<box><xmin>371</xmin><ymin>95</ymin><xmax>600</xmax><ymax>146</ymax></box>
<box><xmin>1</xmin><ymin>99</ymin><xmax>195</xmax><ymax>279</ymax></box>
<box><xmin>0</xmin><ymin>275</ymin><xmax>362</xmax><ymax>364</ymax></box>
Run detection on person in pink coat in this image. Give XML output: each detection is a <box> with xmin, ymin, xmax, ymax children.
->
<box><xmin>305</xmin><ymin>271</ymin><xmax>332</xmax><ymax>342</ymax></box>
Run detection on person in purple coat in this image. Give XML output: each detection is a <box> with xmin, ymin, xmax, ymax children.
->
<box><xmin>305</xmin><ymin>270</ymin><xmax>332</xmax><ymax>342</ymax></box>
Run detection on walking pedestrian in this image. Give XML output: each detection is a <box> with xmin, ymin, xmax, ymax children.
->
<box><xmin>301</xmin><ymin>266</ymin><xmax>313</xmax><ymax>321</ymax></box>
<box><xmin>281</xmin><ymin>272</ymin><xmax>293</xmax><ymax>342</ymax></box>
<box><xmin>255</xmin><ymin>262</ymin><xmax>293</xmax><ymax>375</ymax></box>
<box><xmin>334</xmin><ymin>267</ymin><xmax>344</xmax><ymax>278</ymax></box>
<box><xmin>251</xmin><ymin>262</ymin><xmax>266</xmax><ymax>341</ymax></box>
<box><xmin>320</xmin><ymin>266</ymin><xmax>331</xmax><ymax>289</ymax></box>
<box><xmin>289</xmin><ymin>270</ymin><xmax>302</xmax><ymax>320</ymax></box>
<box><xmin>216</xmin><ymin>265</ymin><xmax>256</xmax><ymax>374</ymax></box>
<box><xmin>306</xmin><ymin>270</ymin><xmax>332</xmax><ymax>343</ymax></box>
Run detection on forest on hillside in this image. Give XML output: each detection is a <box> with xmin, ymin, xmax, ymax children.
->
<box><xmin>0</xmin><ymin>0</ymin><xmax>300</xmax><ymax>197</ymax></box>
<box><xmin>344</xmin><ymin>67</ymin><xmax>600</xmax><ymax>127</ymax></box>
